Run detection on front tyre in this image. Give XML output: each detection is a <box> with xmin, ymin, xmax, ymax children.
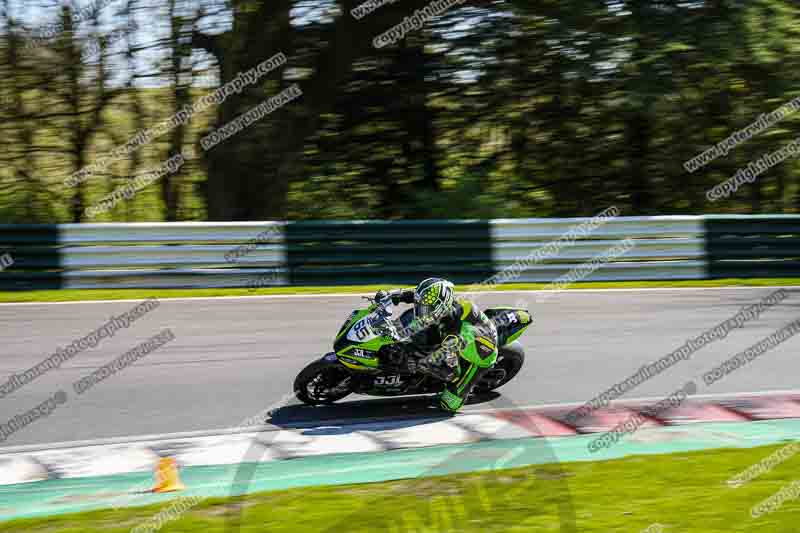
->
<box><xmin>294</xmin><ymin>355</ymin><xmax>354</xmax><ymax>405</ymax></box>
<box><xmin>474</xmin><ymin>341</ymin><xmax>525</xmax><ymax>393</ymax></box>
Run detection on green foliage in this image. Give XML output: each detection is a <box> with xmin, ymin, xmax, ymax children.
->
<box><xmin>2</xmin><ymin>0</ymin><xmax>800</xmax><ymax>222</ymax></box>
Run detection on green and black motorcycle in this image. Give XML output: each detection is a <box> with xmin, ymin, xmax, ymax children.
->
<box><xmin>294</xmin><ymin>296</ymin><xmax>532</xmax><ymax>406</ymax></box>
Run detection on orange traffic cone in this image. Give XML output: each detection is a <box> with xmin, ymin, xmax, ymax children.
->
<box><xmin>151</xmin><ymin>457</ymin><xmax>185</xmax><ymax>493</ymax></box>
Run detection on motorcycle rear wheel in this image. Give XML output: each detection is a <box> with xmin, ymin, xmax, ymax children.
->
<box><xmin>474</xmin><ymin>341</ymin><xmax>525</xmax><ymax>393</ymax></box>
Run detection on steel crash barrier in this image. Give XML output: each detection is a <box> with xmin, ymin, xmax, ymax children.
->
<box><xmin>0</xmin><ymin>216</ymin><xmax>797</xmax><ymax>290</ymax></box>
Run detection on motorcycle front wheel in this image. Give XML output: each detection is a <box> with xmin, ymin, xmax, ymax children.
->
<box><xmin>294</xmin><ymin>355</ymin><xmax>354</xmax><ymax>405</ymax></box>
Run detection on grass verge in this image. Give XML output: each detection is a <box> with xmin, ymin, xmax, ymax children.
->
<box><xmin>0</xmin><ymin>278</ymin><xmax>798</xmax><ymax>303</ymax></box>
<box><xmin>3</xmin><ymin>443</ymin><xmax>800</xmax><ymax>532</ymax></box>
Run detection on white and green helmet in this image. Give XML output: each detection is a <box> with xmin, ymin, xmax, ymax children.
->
<box><xmin>414</xmin><ymin>278</ymin><xmax>455</xmax><ymax>325</ymax></box>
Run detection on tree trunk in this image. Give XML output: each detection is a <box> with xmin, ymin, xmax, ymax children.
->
<box><xmin>197</xmin><ymin>0</ymin><xmax>447</xmax><ymax>220</ymax></box>
<box><xmin>165</xmin><ymin>0</ymin><xmax>188</xmax><ymax>221</ymax></box>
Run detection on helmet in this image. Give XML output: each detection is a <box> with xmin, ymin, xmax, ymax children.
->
<box><xmin>414</xmin><ymin>278</ymin><xmax>455</xmax><ymax>326</ymax></box>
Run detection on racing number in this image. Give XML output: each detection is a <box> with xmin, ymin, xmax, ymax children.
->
<box><xmin>353</xmin><ymin>319</ymin><xmax>369</xmax><ymax>340</ymax></box>
<box><xmin>375</xmin><ymin>375</ymin><xmax>402</xmax><ymax>386</ymax></box>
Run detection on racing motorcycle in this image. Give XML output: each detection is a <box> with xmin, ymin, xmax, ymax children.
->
<box><xmin>294</xmin><ymin>296</ymin><xmax>532</xmax><ymax>406</ymax></box>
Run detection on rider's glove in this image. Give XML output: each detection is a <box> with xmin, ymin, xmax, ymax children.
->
<box><xmin>374</xmin><ymin>290</ymin><xmax>390</xmax><ymax>303</ymax></box>
<box><xmin>420</xmin><ymin>336</ymin><xmax>463</xmax><ymax>382</ymax></box>
<box><xmin>429</xmin><ymin>335</ymin><xmax>465</xmax><ymax>369</ymax></box>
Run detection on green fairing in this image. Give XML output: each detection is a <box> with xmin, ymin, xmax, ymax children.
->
<box><xmin>335</xmin><ymin>308</ymin><xmax>371</xmax><ymax>341</ymax></box>
<box><xmin>361</xmin><ymin>336</ymin><xmax>393</xmax><ymax>351</ymax></box>
<box><xmin>339</xmin><ymin>345</ymin><xmax>380</xmax><ymax>368</ymax></box>
<box><xmin>459</xmin><ymin>322</ymin><xmax>497</xmax><ymax>368</ymax></box>
<box><xmin>334</xmin><ymin>306</ymin><xmax>395</xmax><ymax>370</ymax></box>
<box><xmin>505</xmin><ymin>326</ymin><xmax>530</xmax><ymax>345</ymax></box>
<box><xmin>485</xmin><ymin>308</ymin><xmax>532</xmax><ymax>346</ymax></box>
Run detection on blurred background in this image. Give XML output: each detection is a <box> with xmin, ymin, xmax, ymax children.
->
<box><xmin>1</xmin><ymin>0</ymin><xmax>799</xmax><ymax>224</ymax></box>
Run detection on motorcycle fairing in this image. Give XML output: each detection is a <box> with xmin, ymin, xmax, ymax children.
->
<box><xmin>485</xmin><ymin>308</ymin><xmax>533</xmax><ymax>346</ymax></box>
<box><xmin>333</xmin><ymin>306</ymin><xmax>394</xmax><ymax>371</ymax></box>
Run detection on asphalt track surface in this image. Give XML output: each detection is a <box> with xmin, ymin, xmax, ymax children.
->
<box><xmin>1</xmin><ymin>287</ymin><xmax>799</xmax><ymax>447</ymax></box>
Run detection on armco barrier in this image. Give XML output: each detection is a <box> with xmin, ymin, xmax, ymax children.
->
<box><xmin>0</xmin><ymin>222</ymin><xmax>286</xmax><ymax>290</ymax></box>
<box><xmin>491</xmin><ymin>216</ymin><xmax>706</xmax><ymax>281</ymax></box>
<box><xmin>0</xmin><ymin>216</ymin><xmax>796</xmax><ymax>289</ymax></box>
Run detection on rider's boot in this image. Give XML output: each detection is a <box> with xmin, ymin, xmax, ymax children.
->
<box><xmin>438</xmin><ymin>364</ymin><xmax>490</xmax><ymax>413</ymax></box>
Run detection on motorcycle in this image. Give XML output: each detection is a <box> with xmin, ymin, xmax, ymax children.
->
<box><xmin>294</xmin><ymin>295</ymin><xmax>533</xmax><ymax>406</ymax></box>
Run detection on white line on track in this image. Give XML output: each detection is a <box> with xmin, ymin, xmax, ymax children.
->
<box><xmin>467</xmin><ymin>388</ymin><xmax>800</xmax><ymax>414</ymax></box>
<box><xmin>0</xmin><ymin>285</ymin><xmax>797</xmax><ymax>307</ymax></box>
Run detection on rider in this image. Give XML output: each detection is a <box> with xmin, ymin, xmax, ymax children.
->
<box><xmin>375</xmin><ymin>278</ymin><xmax>498</xmax><ymax>413</ymax></box>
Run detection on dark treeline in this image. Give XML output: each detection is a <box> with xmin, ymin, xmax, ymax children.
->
<box><xmin>1</xmin><ymin>0</ymin><xmax>799</xmax><ymax>223</ymax></box>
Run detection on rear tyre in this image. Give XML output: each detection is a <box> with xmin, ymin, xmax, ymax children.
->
<box><xmin>474</xmin><ymin>341</ymin><xmax>525</xmax><ymax>393</ymax></box>
<box><xmin>294</xmin><ymin>356</ymin><xmax>354</xmax><ymax>405</ymax></box>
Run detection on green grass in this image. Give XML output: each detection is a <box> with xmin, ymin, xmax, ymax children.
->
<box><xmin>4</xmin><ymin>443</ymin><xmax>800</xmax><ymax>532</ymax></box>
<box><xmin>0</xmin><ymin>278</ymin><xmax>798</xmax><ymax>303</ymax></box>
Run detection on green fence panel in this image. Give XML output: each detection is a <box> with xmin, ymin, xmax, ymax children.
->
<box><xmin>286</xmin><ymin>220</ymin><xmax>493</xmax><ymax>286</ymax></box>
<box><xmin>0</xmin><ymin>225</ymin><xmax>63</xmax><ymax>290</ymax></box>
<box><xmin>705</xmin><ymin>216</ymin><xmax>800</xmax><ymax>279</ymax></box>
